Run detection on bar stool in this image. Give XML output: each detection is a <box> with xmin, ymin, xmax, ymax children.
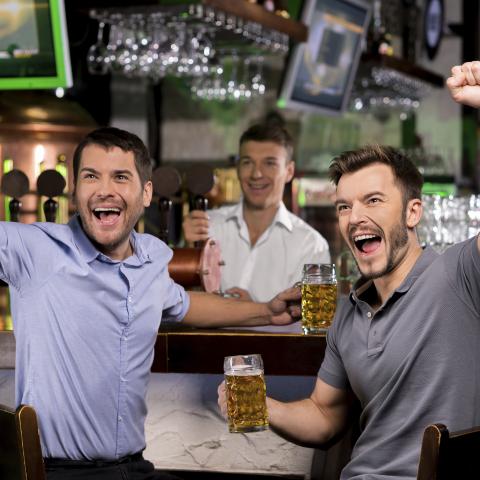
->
<box><xmin>417</xmin><ymin>423</ymin><xmax>480</xmax><ymax>480</ymax></box>
<box><xmin>0</xmin><ymin>404</ymin><xmax>46</xmax><ymax>480</ymax></box>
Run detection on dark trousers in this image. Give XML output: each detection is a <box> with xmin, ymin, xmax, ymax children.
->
<box><xmin>44</xmin><ymin>453</ymin><xmax>183</xmax><ymax>480</ymax></box>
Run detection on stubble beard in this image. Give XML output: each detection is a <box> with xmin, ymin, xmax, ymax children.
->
<box><xmin>78</xmin><ymin>199</ymin><xmax>145</xmax><ymax>256</ymax></box>
<box><xmin>355</xmin><ymin>217</ymin><xmax>409</xmax><ymax>281</ymax></box>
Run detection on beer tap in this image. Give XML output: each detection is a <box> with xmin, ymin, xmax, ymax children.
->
<box><xmin>152</xmin><ymin>166</ymin><xmax>182</xmax><ymax>244</ymax></box>
<box><xmin>185</xmin><ymin>165</ymin><xmax>215</xmax><ymax>249</ymax></box>
<box><xmin>179</xmin><ymin>164</ymin><xmax>223</xmax><ymax>292</ymax></box>
<box><xmin>1</xmin><ymin>169</ymin><xmax>29</xmax><ymax>222</ymax></box>
<box><xmin>159</xmin><ymin>164</ymin><xmax>223</xmax><ymax>293</ymax></box>
<box><xmin>0</xmin><ymin>169</ymin><xmax>30</xmax><ymax>289</ymax></box>
<box><xmin>36</xmin><ymin>170</ymin><xmax>66</xmax><ymax>223</ymax></box>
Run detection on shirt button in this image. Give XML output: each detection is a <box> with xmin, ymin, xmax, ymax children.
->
<box><xmin>118</xmin><ymin>416</ymin><xmax>123</xmax><ymax>422</ymax></box>
<box><xmin>128</xmin><ymin>296</ymin><xmax>132</xmax><ymax>303</ymax></box>
<box><xmin>367</xmin><ymin>311</ymin><xmax>372</xmax><ymax>318</ymax></box>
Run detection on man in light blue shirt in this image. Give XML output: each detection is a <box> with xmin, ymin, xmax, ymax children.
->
<box><xmin>0</xmin><ymin>127</ymin><xmax>301</xmax><ymax>480</ymax></box>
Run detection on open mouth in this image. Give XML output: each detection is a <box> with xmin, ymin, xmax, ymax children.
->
<box><xmin>353</xmin><ymin>234</ymin><xmax>382</xmax><ymax>254</ymax></box>
<box><xmin>92</xmin><ymin>207</ymin><xmax>121</xmax><ymax>225</ymax></box>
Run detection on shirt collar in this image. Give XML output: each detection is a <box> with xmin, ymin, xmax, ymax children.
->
<box><xmin>225</xmin><ymin>202</ymin><xmax>243</xmax><ymax>223</ymax></box>
<box><xmin>226</xmin><ymin>201</ymin><xmax>293</xmax><ymax>232</ymax></box>
<box><xmin>274</xmin><ymin>202</ymin><xmax>293</xmax><ymax>232</ymax></box>
<box><xmin>350</xmin><ymin>246</ymin><xmax>439</xmax><ymax>304</ymax></box>
<box><xmin>68</xmin><ymin>214</ymin><xmax>151</xmax><ymax>266</ymax></box>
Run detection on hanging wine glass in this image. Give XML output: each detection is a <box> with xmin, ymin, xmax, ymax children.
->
<box><xmin>250</xmin><ymin>56</ymin><xmax>266</xmax><ymax>96</ymax></box>
<box><xmin>236</xmin><ymin>56</ymin><xmax>251</xmax><ymax>100</ymax></box>
<box><xmin>87</xmin><ymin>20</ymin><xmax>108</xmax><ymax>75</ymax></box>
<box><xmin>109</xmin><ymin>16</ymin><xmax>131</xmax><ymax>74</ymax></box>
<box><xmin>135</xmin><ymin>17</ymin><xmax>154</xmax><ymax>78</ymax></box>
<box><xmin>121</xmin><ymin>14</ymin><xmax>143</xmax><ymax>77</ymax></box>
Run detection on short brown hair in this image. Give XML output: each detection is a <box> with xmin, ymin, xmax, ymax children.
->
<box><xmin>329</xmin><ymin>145</ymin><xmax>424</xmax><ymax>202</ymax></box>
<box><xmin>239</xmin><ymin>123</ymin><xmax>294</xmax><ymax>161</ymax></box>
<box><xmin>73</xmin><ymin>127</ymin><xmax>152</xmax><ymax>185</ymax></box>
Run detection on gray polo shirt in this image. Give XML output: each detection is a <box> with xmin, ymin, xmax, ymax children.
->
<box><xmin>319</xmin><ymin>236</ymin><xmax>480</xmax><ymax>480</ymax></box>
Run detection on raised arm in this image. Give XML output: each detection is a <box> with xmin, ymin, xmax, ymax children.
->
<box><xmin>447</xmin><ymin>61</ymin><xmax>480</xmax><ymax>252</ymax></box>
<box><xmin>447</xmin><ymin>61</ymin><xmax>480</xmax><ymax>108</ymax></box>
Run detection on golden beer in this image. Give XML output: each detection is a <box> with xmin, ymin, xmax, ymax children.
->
<box><xmin>301</xmin><ymin>283</ymin><xmax>337</xmax><ymax>334</ymax></box>
<box><xmin>225</xmin><ymin>368</ymin><xmax>268</xmax><ymax>433</ymax></box>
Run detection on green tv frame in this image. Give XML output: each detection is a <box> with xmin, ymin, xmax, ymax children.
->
<box><xmin>0</xmin><ymin>0</ymin><xmax>72</xmax><ymax>90</ymax></box>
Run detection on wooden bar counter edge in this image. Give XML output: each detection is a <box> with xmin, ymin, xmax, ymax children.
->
<box><xmin>0</xmin><ymin>327</ymin><xmax>327</xmax><ymax>376</ymax></box>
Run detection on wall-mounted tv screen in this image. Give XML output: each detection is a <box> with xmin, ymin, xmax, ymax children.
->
<box><xmin>0</xmin><ymin>0</ymin><xmax>72</xmax><ymax>89</ymax></box>
<box><xmin>278</xmin><ymin>0</ymin><xmax>371</xmax><ymax>115</ymax></box>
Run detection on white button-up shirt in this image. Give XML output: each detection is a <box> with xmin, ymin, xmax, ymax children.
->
<box><xmin>209</xmin><ymin>202</ymin><xmax>330</xmax><ymax>304</ymax></box>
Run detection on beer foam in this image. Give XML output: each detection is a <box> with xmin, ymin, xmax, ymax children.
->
<box><xmin>225</xmin><ymin>367</ymin><xmax>263</xmax><ymax>376</ymax></box>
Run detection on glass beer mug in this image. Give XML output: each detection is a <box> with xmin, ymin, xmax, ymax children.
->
<box><xmin>223</xmin><ymin>354</ymin><xmax>268</xmax><ymax>433</ymax></box>
<box><xmin>301</xmin><ymin>263</ymin><xmax>337</xmax><ymax>334</ymax></box>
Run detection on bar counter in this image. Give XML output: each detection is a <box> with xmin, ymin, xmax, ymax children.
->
<box><xmin>1</xmin><ymin>327</ymin><xmax>327</xmax><ymax>374</ymax></box>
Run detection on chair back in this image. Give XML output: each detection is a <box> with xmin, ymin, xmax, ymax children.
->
<box><xmin>0</xmin><ymin>404</ymin><xmax>46</xmax><ymax>480</ymax></box>
<box><xmin>417</xmin><ymin>423</ymin><xmax>480</xmax><ymax>480</ymax></box>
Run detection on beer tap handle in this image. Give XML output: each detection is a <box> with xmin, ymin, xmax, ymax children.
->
<box><xmin>36</xmin><ymin>170</ymin><xmax>66</xmax><ymax>223</ymax></box>
<box><xmin>185</xmin><ymin>165</ymin><xmax>214</xmax><ymax>250</ymax></box>
<box><xmin>194</xmin><ymin>195</ymin><xmax>208</xmax><ymax>212</ymax></box>
<box><xmin>1</xmin><ymin>169</ymin><xmax>29</xmax><ymax>223</ymax></box>
<box><xmin>9</xmin><ymin>198</ymin><xmax>22</xmax><ymax>222</ymax></box>
<box><xmin>193</xmin><ymin>195</ymin><xmax>208</xmax><ymax>248</ymax></box>
<box><xmin>158</xmin><ymin>197</ymin><xmax>172</xmax><ymax>244</ymax></box>
<box><xmin>151</xmin><ymin>166</ymin><xmax>182</xmax><ymax>246</ymax></box>
<box><xmin>43</xmin><ymin>198</ymin><xmax>58</xmax><ymax>223</ymax></box>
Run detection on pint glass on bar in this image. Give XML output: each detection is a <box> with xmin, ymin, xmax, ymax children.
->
<box><xmin>223</xmin><ymin>354</ymin><xmax>268</xmax><ymax>433</ymax></box>
<box><xmin>301</xmin><ymin>263</ymin><xmax>337</xmax><ymax>335</ymax></box>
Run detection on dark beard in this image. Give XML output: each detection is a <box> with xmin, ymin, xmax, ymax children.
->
<box><xmin>356</xmin><ymin>218</ymin><xmax>409</xmax><ymax>281</ymax></box>
<box><xmin>78</xmin><ymin>206</ymin><xmax>144</xmax><ymax>258</ymax></box>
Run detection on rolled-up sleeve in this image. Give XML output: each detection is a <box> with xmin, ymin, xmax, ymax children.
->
<box><xmin>162</xmin><ymin>278</ymin><xmax>190</xmax><ymax>323</ymax></box>
<box><xmin>0</xmin><ymin>223</ymin><xmax>33</xmax><ymax>288</ymax></box>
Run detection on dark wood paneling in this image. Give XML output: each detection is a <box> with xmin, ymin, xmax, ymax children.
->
<box><xmin>2</xmin><ymin>329</ymin><xmax>326</xmax><ymax>376</ymax></box>
<box><xmin>151</xmin><ymin>334</ymin><xmax>168</xmax><ymax>372</ymax></box>
<box><xmin>155</xmin><ymin>330</ymin><xmax>326</xmax><ymax>376</ymax></box>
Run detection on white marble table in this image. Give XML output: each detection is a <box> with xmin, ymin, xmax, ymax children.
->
<box><xmin>145</xmin><ymin>373</ymin><xmax>315</xmax><ymax>477</ymax></box>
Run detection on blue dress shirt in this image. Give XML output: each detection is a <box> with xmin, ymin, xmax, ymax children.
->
<box><xmin>0</xmin><ymin>215</ymin><xmax>189</xmax><ymax>460</ymax></box>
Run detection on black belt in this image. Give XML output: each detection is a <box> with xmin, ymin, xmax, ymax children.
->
<box><xmin>43</xmin><ymin>451</ymin><xmax>144</xmax><ymax>469</ymax></box>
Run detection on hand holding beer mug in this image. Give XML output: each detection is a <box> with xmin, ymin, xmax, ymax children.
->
<box><xmin>223</xmin><ymin>354</ymin><xmax>268</xmax><ymax>433</ymax></box>
<box><xmin>301</xmin><ymin>263</ymin><xmax>337</xmax><ymax>334</ymax></box>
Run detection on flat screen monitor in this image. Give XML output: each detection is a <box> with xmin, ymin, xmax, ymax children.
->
<box><xmin>0</xmin><ymin>0</ymin><xmax>72</xmax><ymax>89</ymax></box>
<box><xmin>278</xmin><ymin>0</ymin><xmax>371</xmax><ymax>115</ymax></box>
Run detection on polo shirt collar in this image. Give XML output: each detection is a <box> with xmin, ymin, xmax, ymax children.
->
<box><xmin>226</xmin><ymin>201</ymin><xmax>293</xmax><ymax>232</ymax></box>
<box><xmin>351</xmin><ymin>246</ymin><xmax>440</xmax><ymax>304</ymax></box>
<box><xmin>68</xmin><ymin>214</ymin><xmax>151</xmax><ymax>266</ymax></box>
<box><xmin>394</xmin><ymin>246</ymin><xmax>439</xmax><ymax>293</ymax></box>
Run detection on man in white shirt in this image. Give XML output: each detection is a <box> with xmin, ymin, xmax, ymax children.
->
<box><xmin>183</xmin><ymin>123</ymin><xmax>330</xmax><ymax>312</ymax></box>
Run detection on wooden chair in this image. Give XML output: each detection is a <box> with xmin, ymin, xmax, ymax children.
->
<box><xmin>0</xmin><ymin>404</ymin><xmax>46</xmax><ymax>480</ymax></box>
<box><xmin>417</xmin><ymin>423</ymin><xmax>480</xmax><ymax>480</ymax></box>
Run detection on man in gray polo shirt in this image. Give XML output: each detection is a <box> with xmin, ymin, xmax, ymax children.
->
<box><xmin>217</xmin><ymin>61</ymin><xmax>480</xmax><ymax>479</ymax></box>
